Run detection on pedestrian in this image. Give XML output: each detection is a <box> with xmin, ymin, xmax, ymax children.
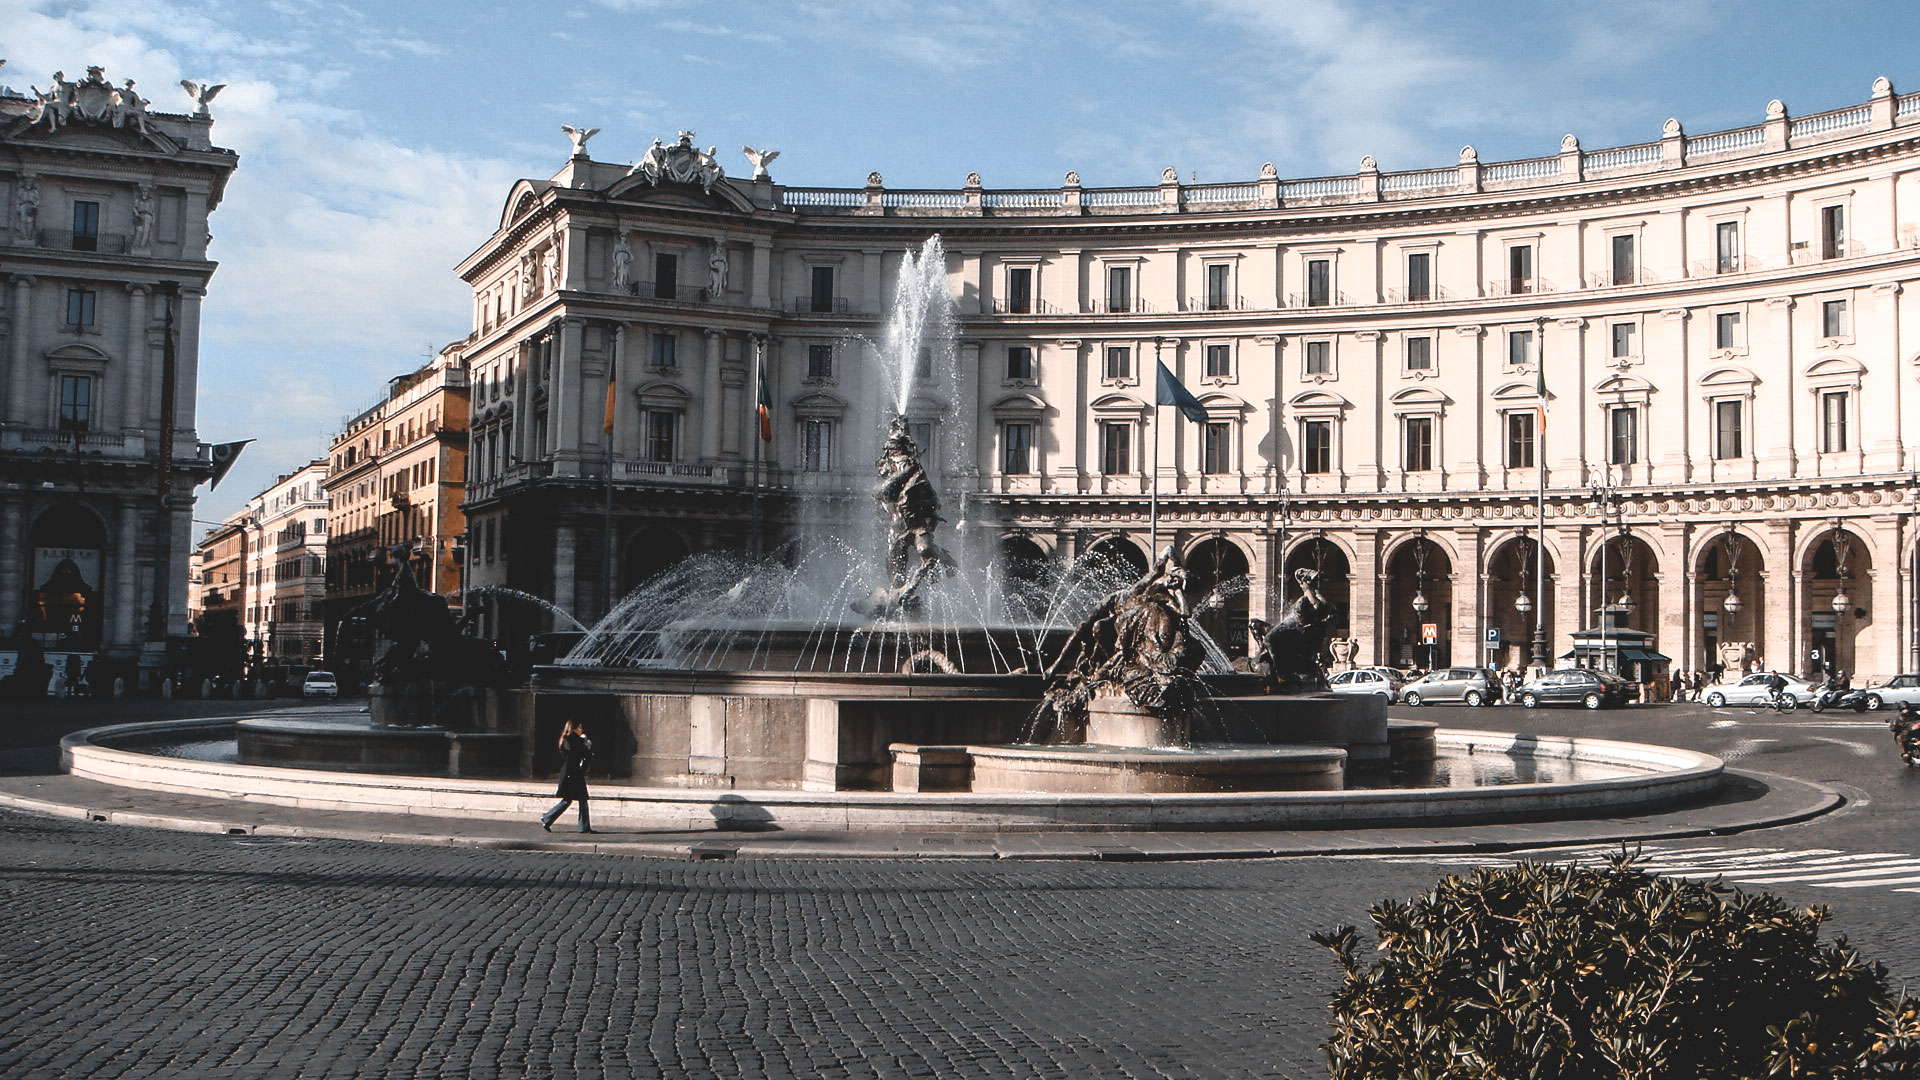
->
<box><xmin>539</xmin><ymin>719</ymin><xmax>595</xmax><ymax>834</ymax></box>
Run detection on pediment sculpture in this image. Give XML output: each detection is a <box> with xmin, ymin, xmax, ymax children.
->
<box><xmin>630</xmin><ymin>130</ymin><xmax>725</xmax><ymax>194</ymax></box>
<box><xmin>26</xmin><ymin>65</ymin><xmax>154</xmax><ymax>134</ymax></box>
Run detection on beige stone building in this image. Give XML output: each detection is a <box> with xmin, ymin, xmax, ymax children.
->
<box><xmin>458</xmin><ymin>78</ymin><xmax>1920</xmax><ymax>682</ymax></box>
<box><xmin>188</xmin><ymin>507</ymin><xmax>248</xmax><ymax>676</ymax></box>
<box><xmin>322</xmin><ymin>348</ymin><xmax>469</xmax><ymax>677</ymax></box>
<box><xmin>0</xmin><ymin>66</ymin><xmax>237</xmax><ymax>682</ymax></box>
<box><xmin>241</xmin><ymin>461</ymin><xmax>328</xmax><ymax>666</ymax></box>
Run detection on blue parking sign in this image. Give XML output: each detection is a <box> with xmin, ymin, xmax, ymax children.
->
<box><xmin>1486</xmin><ymin>627</ymin><xmax>1502</xmax><ymax>645</ymax></box>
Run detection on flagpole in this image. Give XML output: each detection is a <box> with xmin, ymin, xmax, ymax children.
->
<box><xmin>1149</xmin><ymin>402</ymin><xmax>1160</xmax><ymax>552</ymax></box>
<box><xmin>1533</xmin><ymin>316</ymin><xmax>1548</xmax><ymax>675</ymax></box>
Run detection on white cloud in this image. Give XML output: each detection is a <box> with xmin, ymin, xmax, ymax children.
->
<box><xmin>7</xmin><ymin>0</ymin><xmax>523</xmax><ymax>519</ymax></box>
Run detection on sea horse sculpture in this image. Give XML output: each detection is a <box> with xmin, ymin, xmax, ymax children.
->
<box><xmin>1027</xmin><ymin>547</ymin><xmax>1206</xmax><ymax>743</ymax></box>
<box><xmin>1259</xmin><ymin>568</ymin><xmax>1340</xmax><ymax>691</ymax></box>
<box><xmin>851</xmin><ymin>416</ymin><xmax>955</xmax><ymax>619</ymax></box>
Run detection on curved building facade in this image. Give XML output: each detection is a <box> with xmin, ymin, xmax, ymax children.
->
<box><xmin>457</xmin><ymin>78</ymin><xmax>1920</xmax><ymax>682</ymax></box>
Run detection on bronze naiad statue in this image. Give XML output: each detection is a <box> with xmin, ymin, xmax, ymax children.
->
<box><xmin>1027</xmin><ymin>546</ymin><xmax>1206</xmax><ymax>743</ymax></box>
<box><xmin>852</xmin><ymin>416</ymin><xmax>955</xmax><ymax>619</ymax></box>
<box><xmin>1258</xmin><ymin>568</ymin><xmax>1339</xmax><ymax>691</ymax></box>
<box><xmin>336</xmin><ymin>552</ymin><xmax>510</xmax><ymax>702</ymax></box>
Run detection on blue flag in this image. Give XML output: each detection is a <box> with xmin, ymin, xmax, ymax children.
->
<box><xmin>1155</xmin><ymin>361</ymin><xmax>1207</xmax><ymax>423</ymax></box>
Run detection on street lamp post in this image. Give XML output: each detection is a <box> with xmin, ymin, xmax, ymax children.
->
<box><xmin>1588</xmin><ymin>480</ymin><xmax>1619</xmax><ymax>674</ymax></box>
<box><xmin>1532</xmin><ymin>315</ymin><xmax>1549</xmax><ymax>677</ymax></box>
<box><xmin>1514</xmin><ymin>537</ymin><xmax>1536</xmax><ymax>672</ymax></box>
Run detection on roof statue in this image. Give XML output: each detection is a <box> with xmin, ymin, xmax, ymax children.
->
<box><xmin>741</xmin><ymin>145</ymin><xmax>779</xmax><ymax>180</ymax></box>
<box><xmin>629</xmin><ymin>130</ymin><xmax>724</xmax><ymax>193</ymax></box>
<box><xmin>180</xmin><ymin>79</ymin><xmax>226</xmax><ymax>118</ymax></box>
<box><xmin>23</xmin><ymin>66</ymin><xmax>159</xmax><ymax>134</ymax></box>
<box><xmin>560</xmin><ymin>124</ymin><xmax>599</xmax><ymax>159</ymax></box>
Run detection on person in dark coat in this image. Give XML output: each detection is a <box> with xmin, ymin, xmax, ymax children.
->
<box><xmin>539</xmin><ymin>719</ymin><xmax>594</xmax><ymax>833</ymax></box>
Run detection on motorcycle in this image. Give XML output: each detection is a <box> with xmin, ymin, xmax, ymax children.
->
<box><xmin>1891</xmin><ymin>708</ymin><xmax>1920</xmax><ymax>766</ymax></box>
<box><xmin>1810</xmin><ymin>686</ymin><xmax>1870</xmax><ymax>713</ymax></box>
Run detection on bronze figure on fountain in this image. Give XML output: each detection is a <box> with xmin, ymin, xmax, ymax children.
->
<box><xmin>852</xmin><ymin>417</ymin><xmax>955</xmax><ymax>619</ymax></box>
<box><xmin>1028</xmin><ymin>547</ymin><xmax>1205</xmax><ymax>744</ymax></box>
<box><xmin>1252</xmin><ymin>568</ymin><xmax>1339</xmax><ymax>691</ymax></box>
<box><xmin>335</xmin><ymin>551</ymin><xmax>510</xmax><ymax>726</ymax></box>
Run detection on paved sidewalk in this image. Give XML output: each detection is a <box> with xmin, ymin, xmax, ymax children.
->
<box><xmin>0</xmin><ymin>764</ymin><xmax>1840</xmax><ymax>861</ymax></box>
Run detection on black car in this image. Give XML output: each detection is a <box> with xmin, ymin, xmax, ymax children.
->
<box><xmin>1513</xmin><ymin>668</ymin><xmax>1636</xmax><ymax>709</ymax></box>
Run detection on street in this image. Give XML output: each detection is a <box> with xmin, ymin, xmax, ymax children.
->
<box><xmin>1</xmin><ymin>698</ymin><xmax>1918</xmax><ymax>1078</ymax></box>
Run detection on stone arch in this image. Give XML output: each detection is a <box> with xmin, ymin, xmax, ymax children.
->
<box><xmin>1799</xmin><ymin>523</ymin><xmax>1876</xmax><ymax>679</ymax></box>
<box><xmin>1082</xmin><ymin>533</ymin><xmax>1148</xmax><ymax>580</ymax></box>
<box><xmin>1692</xmin><ymin>525</ymin><xmax>1768</xmax><ymax>673</ymax></box>
<box><xmin>1379</xmin><ymin>528</ymin><xmax>1463</xmax><ymax>569</ymax></box>
<box><xmin>26</xmin><ymin>501</ymin><xmax>111</xmax><ymax>652</ymax></box>
<box><xmin>1281</xmin><ymin>536</ymin><xmax>1352</xmax><ymax>639</ymax></box>
<box><xmin>1185</xmin><ymin>535</ymin><xmax>1251</xmax><ymax>658</ymax></box>
<box><xmin>1485</xmin><ymin>534</ymin><xmax>1557</xmax><ymax>671</ymax></box>
<box><xmin>618</xmin><ymin>526</ymin><xmax>690</xmax><ymax>596</ymax></box>
<box><xmin>1585</xmin><ymin>531</ymin><xmax>1663</xmax><ymax>660</ymax></box>
<box><xmin>1383</xmin><ymin>533</ymin><xmax>1453</xmax><ymax>669</ymax></box>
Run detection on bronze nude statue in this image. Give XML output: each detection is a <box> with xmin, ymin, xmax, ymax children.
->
<box><xmin>852</xmin><ymin>417</ymin><xmax>955</xmax><ymax>619</ymax></box>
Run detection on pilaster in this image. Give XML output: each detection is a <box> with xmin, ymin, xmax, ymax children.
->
<box><xmin>8</xmin><ymin>276</ymin><xmax>33</xmax><ymax>422</ymax></box>
<box><xmin>701</xmin><ymin>329</ymin><xmax>724</xmax><ymax>461</ymax></box>
<box><xmin>122</xmin><ymin>285</ymin><xmax>148</xmax><ymax>432</ymax></box>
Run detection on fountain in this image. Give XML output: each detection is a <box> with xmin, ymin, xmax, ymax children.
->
<box><xmin>69</xmin><ymin>234</ymin><xmax>1726</xmax><ymax>834</ymax></box>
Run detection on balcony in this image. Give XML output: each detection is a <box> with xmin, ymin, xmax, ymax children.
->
<box><xmin>786</xmin><ymin>295</ymin><xmax>851</xmax><ymax>315</ymax></box>
<box><xmin>627</xmin><ymin>280</ymin><xmax>715</xmax><ymax>304</ymax></box>
<box><xmin>606</xmin><ymin>460</ymin><xmax>744</xmax><ymax>486</ymax></box>
<box><xmin>3</xmin><ymin>426</ymin><xmax>131</xmax><ymax>452</ymax></box>
<box><xmin>34</xmin><ymin>230</ymin><xmax>132</xmax><ymax>254</ymax></box>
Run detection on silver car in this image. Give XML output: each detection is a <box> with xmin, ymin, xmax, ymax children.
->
<box><xmin>1328</xmin><ymin>667</ymin><xmax>1400</xmax><ymax>702</ymax></box>
<box><xmin>1401</xmin><ymin>666</ymin><xmax>1503</xmax><ymax>707</ymax></box>
<box><xmin>1702</xmin><ymin>672</ymin><xmax>1820</xmax><ymax>709</ymax></box>
<box><xmin>1861</xmin><ymin>674</ymin><xmax>1920</xmax><ymax>711</ymax></box>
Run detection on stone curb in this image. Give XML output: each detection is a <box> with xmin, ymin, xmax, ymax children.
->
<box><xmin>0</xmin><ymin>767</ymin><xmax>1841</xmax><ymax>862</ymax></box>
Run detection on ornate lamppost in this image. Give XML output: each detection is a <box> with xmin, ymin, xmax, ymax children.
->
<box><xmin>1410</xmin><ymin>531</ymin><xmax>1432</xmax><ymax>669</ymax></box>
<box><xmin>1513</xmin><ymin>537</ymin><xmax>1537</xmax><ymax>672</ymax></box>
<box><xmin>1588</xmin><ymin>480</ymin><xmax>1620</xmax><ymax>672</ymax></box>
<box><xmin>1827</xmin><ymin>518</ymin><xmax>1852</xmax><ymax>678</ymax></box>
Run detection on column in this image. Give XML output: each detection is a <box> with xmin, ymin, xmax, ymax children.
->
<box><xmin>552</xmin><ymin>523</ymin><xmax>577</xmax><ymax>625</ymax></box>
<box><xmin>8</xmin><ymin>276</ymin><xmax>32</xmax><ymax>422</ymax></box>
<box><xmin>1657</xmin><ymin>522</ymin><xmax>1689</xmax><ymax>670</ymax></box>
<box><xmin>174</xmin><ymin>287</ymin><xmax>205</xmax><ymax>437</ymax></box>
<box><xmin>166</xmin><ymin>499</ymin><xmax>192</xmax><ymax>637</ymax></box>
<box><xmin>510</xmin><ymin>340</ymin><xmax>531</xmax><ymax>464</ymax></box>
<box><xmin>1350</xmin><ymin>530</ymin><xmax>1381</xmax><ymax>665</ymax></box>
<box><xmin>1452</xmin><ymin>528</ymin><xmax>1482</xmax><ymax>666</ymax></box>
<box><xmin>1762</xmin><ymin>520</ymin><xmax>1795</xmax><ymax>674</ymax></box>
<box><xmin>1869</xmin><ymin>516</ymin><xmax>1901</xmax><ymax>683</ymax></box>
<box><xmin>750</xmin><ymin>239</ymin><xmax>772</xmax><ymax>309</ymax></box>
<box><xmin>608</xmin><ymin>323</ymin><xmax>630</xmax><ymax>459</ymax></box>
<box><xmin>1052</xmin><ymin>339</ymin><xmax>1083</xmax><ymax>494</ymax></box>
<box><xmin>112</xmin><ymin>503</ymin><xmax>139</xmax><ymax>649</ymax></box>
<box><xmin>122</xmin><ymin>285</ymin><xmax>148</xmax><ymax>432</ymax></box>
<box><xmin>0</xmin><ymin>494</ymin><xmax>23</xmax><ymax>632</ymax></box>
<box><xmin>551</xmin><ymin>318</ymin><xmax>583</xmax><ymax>474</ymax></box>
<box><xmin>701</xmin><ymin>329</ymin><xmax>723</xmax><ymax>461</ymax></box>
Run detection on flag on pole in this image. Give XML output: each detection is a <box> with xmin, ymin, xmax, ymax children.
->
<box><xmin>1534</xmin><ymin>358</ymin><xmax>1548</xmax><ymax>439</ymax></box>
<box><xmin>602</xmin><ymin>353</ymin><xmax>618</xmax><ymax>436</ymax></box>
<box><xmin>756</xmin><ymin>360</ymin><xmax>773</xmax><ymax>442</ymax></box>
<box><xmin>1155</xmin><ymin>360</ymin><xmax>1207</xmax><ymax>423</ymax></box>
<box><xmin>205</xmin><ymin>439</ymin><xmax>252</xmax><ymax>490</ymax></box>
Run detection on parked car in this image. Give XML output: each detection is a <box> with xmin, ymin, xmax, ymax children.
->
<box><xmin>1514</xmin><ymin>668</ymin><xmax>1636</xmax><ymax>710</ymax></box>
<box><xmin>1860</xmin><ymin>673</ymin><xmax>1920</xmax><ymax>711</ymax></box>
<box><xmin>1328</xmin><ymin>667</ymin><xmax>1402</xmax><ymax>702</ymax></box>
<box><xmin>1702</xmin><ymin>672</ymin><xmax>1820</xmax><ymax>709</ymax></box>
<box><xmin>301</xmin><ymin>671</ymin><xmax>339</xmax><ymax>699</ymax></box>
<box><xmin>1402</xmin><ymin>666</ymin><xmax>1504</xmax><ymax>707</ymax></box>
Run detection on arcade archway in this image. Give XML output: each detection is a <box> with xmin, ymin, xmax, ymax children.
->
<box><xmin>1281</xmin><ymin>537</ymin><xmax>1351</xmax><ymax>639</ymax></box>
<box><xmin>1185</xmin><ymin>537</ymin><xmax>1250</xmax><ymax>658</ymax></box>
<box><xmin>1803</xmin><ymin>526</ymin><xmax>1873</xmax><ymax>679</ymax></box>
<box><xmin>1696</xmin><ymin>529</ymin><xmax>1766</xmax><ymax>674</ymax></box>
<box><xmin>1486</xmin><ymin>536</ymin><xmax>1556</xmax><ymax>671</ymax></box>
<box><xmin>1384</xmin><ymin>535</ymin><xmax>1452</xmax><ymax>670</ymax></box>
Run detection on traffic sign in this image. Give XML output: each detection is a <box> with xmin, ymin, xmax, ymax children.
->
<box><xmin>1421</xmin><ymin>622</ymin><xmax>1438</xmax><ymax>644</ymax></box>
<box><xmin>1486</xmin><ymin>627</ymin><xmax>1503</xmax><ymax>645</ymax></box>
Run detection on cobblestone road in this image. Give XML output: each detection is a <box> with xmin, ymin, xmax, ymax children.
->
<box><xmin>4</xmin><ymin>698</ymin><xmax>1920</xmax><ymax>1077</ymax></box>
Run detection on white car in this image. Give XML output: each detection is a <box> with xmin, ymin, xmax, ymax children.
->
<box><xmin>1703</xmin><ymin>672</ymin><xmax>1820</xmax><ymax>709</ymax></box>
<box><xmin>1861</xmin><ymin>674</ymin><xmax>1920</xmax><ymax>711</ymax></box>
<box><xmin>301</xmin><ymin>671</ymin><xmax>339</xmax><ymax>699</ymax></box>
<box><xmin>1328</xmin><ymin>667</ymin><xmax>1400</xmax><ymax>702</ymax></box>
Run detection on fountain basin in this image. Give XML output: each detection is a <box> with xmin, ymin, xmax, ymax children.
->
<box><xmin>967</xmin><ymin>743</ymin><xmax>1346</xmax><ymax>794</ymax></box>
<box><xmin>235</xmin><ymin>716</ymin><xmax>521</xmax><ymax>778</ymax></box>
<box><xmin>66</xmin><ymin>720</ymin><xmax>1725</xmax><ymax>833</ymax></box>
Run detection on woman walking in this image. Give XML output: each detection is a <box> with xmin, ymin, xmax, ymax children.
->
<box><xmin>540</xmin><ymin>719</ymin><xmax>595</xmax><ymax>834</ymax></box>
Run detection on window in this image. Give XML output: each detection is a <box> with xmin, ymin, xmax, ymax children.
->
<box><xmin>71</xmin><ymin>201</ymin><xmax>99</xmax><ymax>251</ymax></box>
<box><xmin>1202</xmin><ymin>422</ymin><xmax>1230</xmax><ymax>474</ymax></box>
<box><xmin>1405</xmin><ymin>336</ymin><xmax>1432</xmax><ymax>371</ymax></box>
<box><xmin>1007</xmin><ymin>266</ymin><xmax>1033</xmax><ymax>313</ymax></box>
<box><xmin>1204</xmin><ymin>343</ymin><xmax>1231</xmax><ymax>378</ymax></box>
<box><xmin>802</xmin><ymin>419</ymin><xmax>834</xmax><ymax>472</ymax></box>
<box><xmin>809</xmin><ymin>265</ymin><xmax>835</xmax><ymax>313</ymax></box>
<box><xmin>1099</xmin><ymin>421</ymin><xmax>1131</xmax><ymax>475</ymax></box>
<box><xmin>1306</xmin><ymin>259</ymin><xmax>1331</xmax><ymax>306</ymax></box>
<box><xmin>1505</xmin><ymin>412</ymin><xmax>1535</xmax><ymax>468</ymax></box>
<box><xmin>909</xmin><ymin>421</ymin><xmax>934</xmax><ymax>460</ymax></box>
<box><xmin>1403</xmin><ymin>416</ymin><xmax>1434</xmax><ymax>472</ymax></box>
<box><xmin>1001</xmin><ymin>421</ymin><xmax>1032</xmax><ymax>474</ymax></box>
<box><xmin>1610</xmin><ymin>233</ymin><xmax>1635</xmax><ymax>285</ymax></box>
<box><xmin>1713</xmin><ymin>399</ymin><xmax>1744</xmax><ymax>459</ymax></box>
<box><xmin>1608</xmin><ymin>406</ymin><xmax>1639</xmax><ymax>465</ymax></box>
<box><xmin>1822</xmin><ymin>299</ymin><xmax>1848</xmax><ymax>338</ymax></box>
<box><xmin>1716</xmin><ymin>221</ymin><xmax>1741</xmax><ymax>273</ymax></box>
<box><xmin>1507</xmin><ymin>329</ymin><xmax>1534</xmax><ymax>368</ymax></box>
<box><xmin>1006</xmin><ymin>346</ymin><xmax>1033</xmax><ymax>381</ymax></box>
<box><xmin>65</xmin><ymin>288</ymin><xmax>95</xmax><ymax>327</ymax></box>
<box><xmin>1104</xmin><ymin>345</ymin><xmax>1132</xmax><ymax>381</ymax></box>
<box><xmin>1821</xmin><ymin>204</ymin><xmax>1846</xmax><ymax>259</ymax></box>
<box><xmin>1714</xmin><ymin>311</ymin><xmax>1741</xmax><ymax>350</ymax></box>
<box><xmin>807</xmin><ymin>343</ymin><xmax>834</xmax><ymax>379</ymax></box>
<box><xmin>645</xmin><ymin>410</ymin><xmax>676</xmax><ymax>463</ymax></box>
<box><xmin>1610</xmin><ymin>322</ymin><xmax>1635</xmax><ymax>358</ymax></box>
<box><xmin>650</xmin><ymin>332</ymin><xmax>676</xmax><ymax>368</ymax></box>
<box><xmin>1508</xmin><ymin>244</ymin><xmax>1534</xmax><ymax>294</ymax></box>
<box><xmin>1301</xmin><ymin>419</ymin><xmax>1332</xmax><ymax>474</ymax></box>
<box><xmin>1205</xmin><ymin>263</ymin><xmax>1231</xmax><ymax>310</ymax></box>
<box><xmin>1106</xmin><ymin>265</ymin><xmax>1132</xmax><ymax>312</ymax></box>
<box><xmin>653</xmin><ymin>252</ymin><xmax>678</xmax><ymax>299</ymax></box>
<box><xmin>58</xmin><ymin>374</ymin><xmax>92</xmax><ymax>431</ymax></box>
<box><xmin>1304</xmin><ymin>340</ymin><xmax>1331</xmax><ymax>375</ymax></box>
<box><xmin>1406</xmin><ymin>251</ymin><xmax>1432</xmax><ymax>302</ymax></box>
<box><xmin>1820</xmin><ymin>390</ymin><xmax>1849</xmax><ymax>453</ymax></box>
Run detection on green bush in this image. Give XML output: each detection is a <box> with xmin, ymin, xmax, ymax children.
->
<box><xmin>1311</xmin><ymin>852</ymin><xmax>1920</xmax><ymax>1079</ymax></box>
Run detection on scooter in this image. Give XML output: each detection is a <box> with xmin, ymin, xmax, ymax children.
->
<box><xmin>1891</xmin><ymin>707</ymin><xmax>1920</xmax><ymax>766</ymax></box>
<box><xmin>1810</xmin><ymin>685</ymin><xmax>1870</xmax><ymax>713</ymax></box>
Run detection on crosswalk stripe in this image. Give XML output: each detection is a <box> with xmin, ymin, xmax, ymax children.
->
<box><xmin>1802</xmin><ymin>876</ymin><xmax>1920</xmax><ymax>889</ymax></box>
<box><xmin>1346</xmin><ymin>845</ymin><xmax>1920</xmax><ymax>897</ymax></box>
<box><xmin>1715</xmin><ymin>864</ymin><xmax>1920</xmax><ymax>883</ymax></box>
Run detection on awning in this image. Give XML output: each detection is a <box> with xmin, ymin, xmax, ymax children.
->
<box><xmin>1560</xmin><ymin>645</ymin><xmax>1670</xmax><ymax>664</ymax></box>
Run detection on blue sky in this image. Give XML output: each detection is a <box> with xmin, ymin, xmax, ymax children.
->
<box><xmin>7</xmin><ymin>0</ymin><xmax>1920</xmax><ymax>524</ymax></box>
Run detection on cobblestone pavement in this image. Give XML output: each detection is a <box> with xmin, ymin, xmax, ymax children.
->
<box><xmin>2</xmin><ymin>698</ymin><xmax>1919</xmax><ymax>1077</ymax></box>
